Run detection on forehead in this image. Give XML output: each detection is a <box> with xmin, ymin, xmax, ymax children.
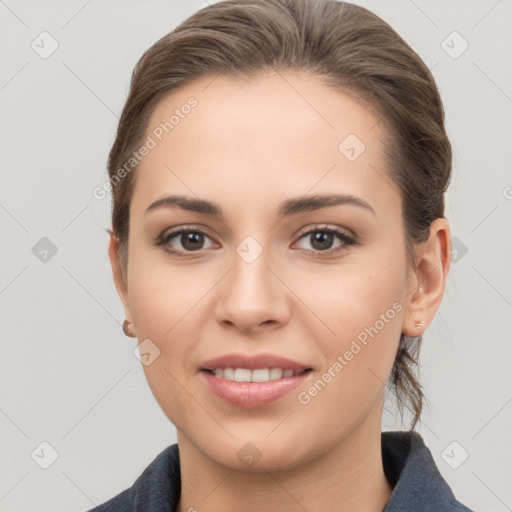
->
<box><xmin>132</xmin><ymin>70</ymin><xmax>396</xmax><ymax>215</ymax></box>
<box><xmin>147</xmin><ymin>69</ymin><xmax>384</xmax><ymax>149</ymax></box>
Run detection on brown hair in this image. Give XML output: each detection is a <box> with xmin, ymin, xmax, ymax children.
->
<box><xmin>106</xmin><ymin>0</ymin><xmax>452</xmax><ymax>429</ymax></box>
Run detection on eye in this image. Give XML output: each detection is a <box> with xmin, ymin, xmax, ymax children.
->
<box><xmin>155</xmin><ymin>225</ymin><xmax>356</xmax><ymax>257</ymax></box>
<box><xmin>294</xmin><ymin>226</ymin><xmax>356</xmax><ymax>255</ymax></box>
<box><xmin>155</xmin><ymin>227</ymin><xmax>217</xmax><ymax>256</ymax></box>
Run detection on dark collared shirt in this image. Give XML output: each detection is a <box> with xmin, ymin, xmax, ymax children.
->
<box><xmin>87</xmin><ymin>431</ymin><xmax>474</xmax><ymax>511</ymax></box>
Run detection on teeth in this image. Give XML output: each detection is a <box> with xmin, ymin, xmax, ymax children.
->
<box><xmin>223</xmin><ymin>368</ymin><xmax>235</xmax><ymax>380</ymax></box>
<box><xmin>234</xmin><ymin>368</ymin><xmax>251</xmax><ymax>382</ymax></box>
<box><xmin>269</xmin><ymin>368</ymin><xmax>283</xmax><ymax>380</ymax></box>
<box><xmin>211</xmin><ymin>367</ymin><xmax>301</xmax><ymax>382</ymax></box>
<box><xmin>252</xmin><ymin>368</ymin><xmax>270</xmax><ymax>382</ymax></box>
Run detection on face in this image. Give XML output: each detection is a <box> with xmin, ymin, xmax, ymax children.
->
<box><xmin>111</xmin><ymin>70</ymin><xmax>422</xmax><ymax>471</ymax></box>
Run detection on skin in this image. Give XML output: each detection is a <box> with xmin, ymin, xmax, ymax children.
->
<box><xmin>108</xmin><ymin>70</ymin><xmax>451</xmax><ymax>512</ymax></box>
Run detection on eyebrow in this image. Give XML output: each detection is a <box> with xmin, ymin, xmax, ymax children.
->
<box><xmin>144</xmin><ymin>193</ymin><xmax>376</xmax><ymax>218</ymax></box>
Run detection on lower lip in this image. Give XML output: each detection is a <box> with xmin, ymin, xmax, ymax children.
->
<box><xmin>201</xmin><ymin>370</ymin><xmax>312</xmax><ymax>408</ymax></box>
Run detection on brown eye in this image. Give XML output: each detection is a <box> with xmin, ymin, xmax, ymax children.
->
<box><xmin>295</xmin><ymin>227</ymin><xmax>356</xmax><ymax>254</ymax></box>
<box><xmin>310</xmin><ymin>231</ymin><xmax>335</xmax><ymax>251</ymax></box>
<box><xmin>156</xmin><ymin>228</ymin><xmax>216</xmax><ymax>255</ymax></box>
<box><xmin>179</xmin><ymin>232</ymin><xmax>206</xmax><ymax>251</ymax></box>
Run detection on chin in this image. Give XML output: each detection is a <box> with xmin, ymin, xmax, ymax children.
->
<box><xmin>192</xmin><ymin>429</ymin><xmax>314</xmax><ymax>473</ymax></box>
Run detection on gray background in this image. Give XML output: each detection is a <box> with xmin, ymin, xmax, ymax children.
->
<box><xmin>1</xmin><ymin>0</ymin><xmax>511</xmax><ymax>511</ymax></box>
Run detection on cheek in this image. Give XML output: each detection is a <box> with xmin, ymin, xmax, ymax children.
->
<box><xmin>288</xmin><ymin>248</ymin><xmax>406</xmax><ymax>401</ymax></box>
<box><xmin>289</xmin><ymin>247</ymin><xmax>407</xmax><ymax>340</ymax></box>
<box><xmin>293</xmin><ymin>277</ymin><xmax>404</xmax><ymax>437</ymax></box>
<box><xmin>126</xmin><ymin>244</ymin><xmax>222</xmax><ymax>390</ymax></box>
<box><xmin>127</xmin><ymin>242</ymin><xmax>205</xmax><ymax>336</ymax></box>
<box><xmin>126</xmin><ymin>249</ymin><xmax>209</xmax><ymax>431</ymax></box>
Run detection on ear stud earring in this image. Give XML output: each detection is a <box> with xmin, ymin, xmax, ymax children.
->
<box><xmin>123</xmin><ymin>320</ymin><xmax>136</xmax><ymax>338</ymax></box>
<box><xmin>415</xmin><ymin>320</ymin><xmax>424</xmax><ymax>328</ymax></box>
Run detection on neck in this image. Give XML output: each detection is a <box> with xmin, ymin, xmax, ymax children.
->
<box><xmin>176</xmin><ymin>411</ymin><xmax>391</xmax><ymax>512</ymax></box>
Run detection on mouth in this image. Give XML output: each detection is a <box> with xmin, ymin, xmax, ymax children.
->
<box><xmin>202</xmin><ymin>367</ymin><xmax>312</xmax><ymax>382</ymax></box>
<box><xmin>199</xmin><ymin>353</ymin><xmax>314</xmax><ymax>407</ymax></box>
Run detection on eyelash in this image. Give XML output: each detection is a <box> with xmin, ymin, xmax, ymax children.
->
<box><xmin>155</xmin><ymin>225</ymin><xmax>357</xmax><ymax>258</ymax></box>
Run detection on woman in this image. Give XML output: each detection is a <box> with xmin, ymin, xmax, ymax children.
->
<box><xmin>89</xmin><ymin>0</ymin><xmax>474</xmax><ymax>510</ymax></box>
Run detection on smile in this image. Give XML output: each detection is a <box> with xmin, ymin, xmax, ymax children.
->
<box><xmin>205</xmin><ymin>367</ymin><xmax>308</xmax><ymax>382</ymax></box>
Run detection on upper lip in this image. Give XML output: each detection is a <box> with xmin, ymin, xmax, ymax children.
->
<box><xmin>200</xmin><ymin>353</ymin><xmax>312</xmax><ymax>372</ymax></box>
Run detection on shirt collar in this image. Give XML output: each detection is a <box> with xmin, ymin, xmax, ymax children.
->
<box><xmin>381</xmin><ymin>430</ymin><xmax>473</xmax><ymax>511</ymax></box>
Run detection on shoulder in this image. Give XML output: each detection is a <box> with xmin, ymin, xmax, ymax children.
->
<box><xmin>382</xmin><ymin>431</ymin><xmax>475</xmax><ymax>512</ymax></box>
<box><xmin>86</xmin><ymin>443</ymin><xmax>181</xmax><ymax>512</ymax></box>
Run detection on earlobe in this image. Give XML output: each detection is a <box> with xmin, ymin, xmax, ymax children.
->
<box><xmin>108</xmin><ymin>232</ymin><xmax>133</xmax><ymax>323</ymax></box>
<box><xmin>402</xmin><ymin>218</ymin><xmax>451</xmax><ymax>337</ymax></box>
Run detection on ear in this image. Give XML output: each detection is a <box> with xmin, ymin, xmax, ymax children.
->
<box><xmin>108</xmin><ymin>231</ymin><xmax>133</xmax><ymax>324</ymax></box>
<box><xmin>402</xmin><ymin>218</ymin><xmax>451</xmax><ymax>337</ymax></box>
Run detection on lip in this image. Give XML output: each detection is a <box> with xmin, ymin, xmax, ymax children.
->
<box><xmin>199</xmin><ymin>353</ymin><xmax>314</xmax><ymax>408</ymax></box>
<box><xmin>200</xmin><ymin>353</ymin><xmax>312</xmax><ymax>372</ymax></box>
<box><xmin>201</xmin><ymin>370</ymin><xmax>312</xmax><ymax>408</ymax></box>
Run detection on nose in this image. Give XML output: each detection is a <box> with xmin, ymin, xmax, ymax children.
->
<box><xmin>214</xmin><ymin>245</ymin><xmax>290</xmax><ymax>335</ymax></box>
